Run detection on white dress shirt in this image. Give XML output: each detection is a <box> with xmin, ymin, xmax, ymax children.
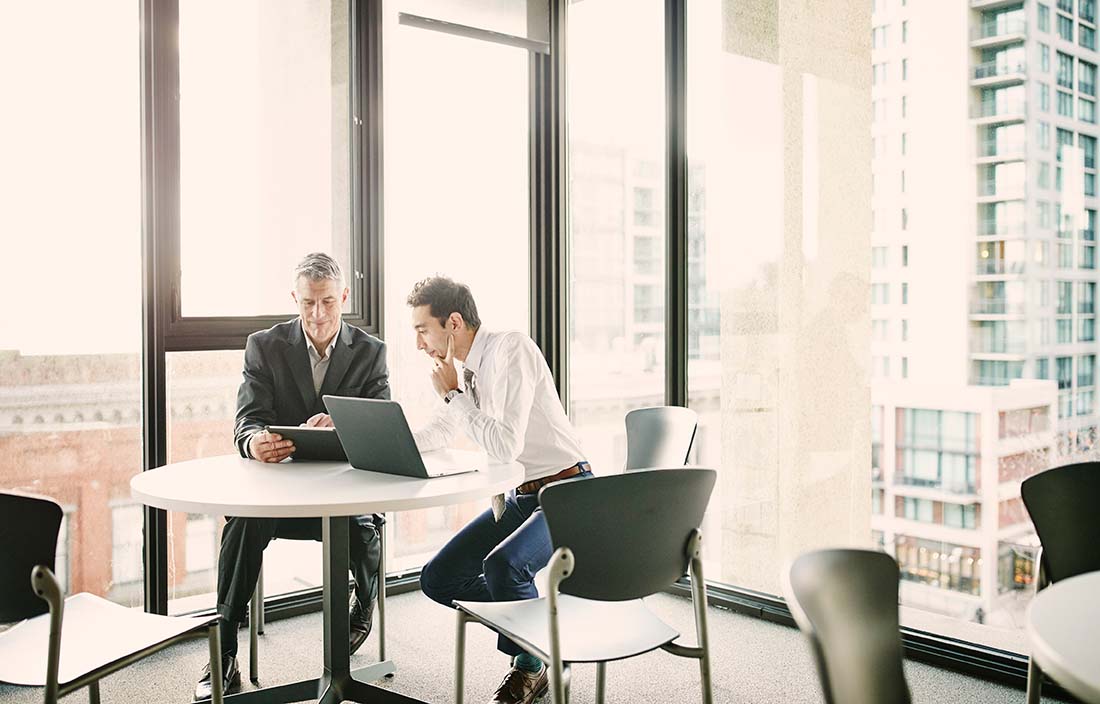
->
<box><xmin>303</xmin><ymin>321</ymin><xmax>338</xmax><ymax>395</ymax></box>
<box><xmin>413</xmin><ymin>329</ymin><xmax>586</xmax><ymax>482</ymax></box>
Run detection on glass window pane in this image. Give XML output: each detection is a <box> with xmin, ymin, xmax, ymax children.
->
<box><xmin>0</xmin><ymin>0</ymin><xmax>142</xmax><ymax>607</ymax></box>
<box><xmin>163</xmin><ymin>350</ymin><xmax>329</xmax><ymax>613</ymax></box>
<box><xmin>864</xmin><ymin>0</ymin><xmax>1061</xmax><ymax>651</ymax></box>
<box><xmin>568</xmin><ymin>0</ymin><xmax>666</xmax><ymax>472</ymax></box>
<box><xmin>178</xmin><ymin>0</ymin><xmax>353</xmax><ymax>318</ymax></box>
<box><xmin>685</xmin><ymin>0</ymin><xmax>868</xmax><ymax>589</ymax></box>
<box><xmin>383</xmin><ymin>17</ymin><xmax>530</xmax><ymax>572</ymax></box>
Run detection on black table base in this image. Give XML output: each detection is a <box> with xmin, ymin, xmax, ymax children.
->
<box><xmin>200</xmin><ymin>517</ymin><xmax>423</xmax><ymax>704</ymax></box>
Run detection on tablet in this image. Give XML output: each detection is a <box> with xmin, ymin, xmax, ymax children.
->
<box><xmin>265</xmin><ymin>425</ymin><xmax>347</xmax><ymax>461</ymax></box>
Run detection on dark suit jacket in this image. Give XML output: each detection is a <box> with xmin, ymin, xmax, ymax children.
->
<box><xmin>234</xmin><ymin>318</ymin><xmax>390</xmax><ymax>458</ymax></box>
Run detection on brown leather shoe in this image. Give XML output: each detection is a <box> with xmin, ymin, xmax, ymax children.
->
<box><xmin>489</xmin><ymin>664</ymin><xmax>548</xmax><ymax>704</ymax></box>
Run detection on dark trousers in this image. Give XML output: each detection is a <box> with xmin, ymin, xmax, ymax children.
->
<box><xmin>419</xmin><ymin>470</ymin><xmax>593</xmax><ymax>658</ymax></box>
<box><xmin>215</xmin><ymin>514</ymin><xmax>381</xmax><ymax>656</ymax></box>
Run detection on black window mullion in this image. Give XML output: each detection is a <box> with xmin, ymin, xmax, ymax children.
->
<box><xmin>530</xmin><ymin>0</ymin><xmax>569</xmax><ymax>403</ymax></box>
<box><xmin>352</xmin><ymin>0</ymin><xmax>385</xmax><ymax>342</ymax></box>
<box><xmin>140</xmin><ymin>0</ymin><xmax>178</xmax><ymax>616</ymax></box>
<box><xmin>665</xmin><ymin>0</ymin><xmax>688</xmax><ymax>407</ymax></box>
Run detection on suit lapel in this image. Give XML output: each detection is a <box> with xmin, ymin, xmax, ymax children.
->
<box><xmin>286</xmin><ymin>320</ymin><xmax>317</xmax><ymax>411</ymax></box>
<box><xmin>318</xmin><ymin>322</ymin><xmax>354</xmax><ymax>401</ymax></box>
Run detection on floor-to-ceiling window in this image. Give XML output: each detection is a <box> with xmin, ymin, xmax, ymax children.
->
<box><xmin>167</xmin><ymin>0</ymin><xmax>355</xmax><ymax>612</ymax></box>
<box><xmin>381</xmin><ymin>1</ymin><xmax>533</xmax><ymax>573</ymax></box>
<box><xmin>0</xmin><ymin>0</ymin><xmax>143</xmax><ymax>606</ymax></box>
<box><xmin>682</xmin><ymin>0</ymin><xmax>872</xmax><ymax>594</ymax></box>
<box><xmin>567</xmin><ymin>0</ymin><xmax>666</xmax><ymax>473</ymax></box>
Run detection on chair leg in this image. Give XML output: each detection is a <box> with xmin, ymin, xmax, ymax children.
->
<box><xmin>1026</xmin><ymin>657</ymin><xmax>1043</xmax><ymax>704</ymax></box>
<box><xmin>455</xmin><ymin>610</ymin><xmax>468</xmax><ymax>704</ymax></box>
<box><xmin>595</xmin><ymin>662</ymin><xmax>606</xmax><ymax>704</ymax></box>
<box><xmin>688</xmin><ymin>533</ymin><xmax>714</xmax><ymax>704</ymax></box>
<box><xmin>378</xmin><ymin>515</ymin><xmax>387</xmax><ymax>663</ymax></box>
<box><xmin>546</xmin><ymin>548</ymin><xmax>574</xmax><ymax>704</ymax></box>
<box><xmin>257</xmin><ymin>567</ymin><xmax>265</xmax><ymax>635</ymax></box>
<box><xmin>249</xmin><ymin>574</ymin><xmax>261</xmax><ymax>683</ymax></box>
<box><xmin>87</xmin><ymin>681</ymin><xmax>100</xmax><ymax>704</ymax></box>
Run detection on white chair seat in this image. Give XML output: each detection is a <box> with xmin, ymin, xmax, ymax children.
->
<box><xmin>456</xmin><ymin>595</ymin><xmax>679</xmax><ymax>663</ymax></box>
<box><xmin>0</xmin><ymin>593</ymin><xmax>217</xmax><ymax>686</ymax></box>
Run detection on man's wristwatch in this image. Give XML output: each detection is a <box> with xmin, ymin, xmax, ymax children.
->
<box><xmin>443</xmin><ymin>388</ymin><xmax>463</xmax><ymax>404</ymax></box>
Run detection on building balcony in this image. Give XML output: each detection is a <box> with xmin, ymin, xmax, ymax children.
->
<box><xmin>970</xmin><ymin>0</ymin><xmax>1029</xmax><ymax>8</ymax></box>
<box><xmin>970</xmin><ymin>298</ymin><xmax>1026</xmax><ymax>315</ymax></box>
<box><xmin>972</xmin><ymin>60</ymin><xmax>1026</xmax><ymax>86</ymax></box>
<box><xmin>973</xmin><ymin>375</ymin><xmax>1015</xmax><ymax>386</ymax></box>
<box><xmin>975</xmin><ymin>259</ymin><xmax>1025</xmax><ymax>275</ymax></box>
<box><xmin>977</xmin><ymin>219</ymin><xmax>1025</xmax><ymax>236</ymax></box>
<box><xmin>971</xmin><ymin>100</ymin><xmax>1027</xmax><ymax>124</ymax></box>
<box><xmin>895</xmin><ymin>475</ymin><xmax>979</xmax><ymax>497</ymax></box>
<box><xmin>970</xmin><ymin>339</ymin><xmax>1028</xmax><ymax>354</ymax></box>
<box><xmin>971</xmin><ymin>18</ymin><xmax>1026</xmax><ymax>48</ymax></box>
<box><xmin>977</xmin><ymin>139</ymin><xmax>1025</xmax><ymax>163</ymax></box>
<box><xmin>977</xmin><ymin>181</ymin><xmax>1025</xmax><ymax>201</ymax></box>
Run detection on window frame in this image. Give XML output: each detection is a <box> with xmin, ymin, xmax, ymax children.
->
<box><xmin>150</xmin><ymin>1</ymin><xmax>382</xmax><ymax>352</ymax></box>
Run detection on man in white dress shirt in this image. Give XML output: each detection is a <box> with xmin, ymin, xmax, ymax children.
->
<box><xmin>408</xmin><ymin>275</ymin><xmax>592</xmax><ymax>704</ymax></box>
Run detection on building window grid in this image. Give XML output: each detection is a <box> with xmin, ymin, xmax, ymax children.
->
<box><xmin>1059</xmin><ymin>13</ymin><xmax>1075</xmax><ymax>42</ymax></box>
<box><xmin>1083</xmin><ymin>0</ymin><xmax>1097</xmax><ymax>25</ymax></box>
<box><xmin>1081</xmin><ymin>23</ymin><xmax>1097</xmax><ymax>50</ymax></box>
<box><xmin>1080</xmin><ymin>60</ymin><xmax>1097</xmax><ymax>97</ymax></box>
<box><xmin>1058</xmin><ymin>89</ymin><xmax>1075</xmax><ymax>117</ymax></box>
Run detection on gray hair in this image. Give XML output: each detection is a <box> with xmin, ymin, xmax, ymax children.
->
<box><xmin>294</xmin><ymin>252</ymin><xmax>344</xmax><ymax>286</ymax></box>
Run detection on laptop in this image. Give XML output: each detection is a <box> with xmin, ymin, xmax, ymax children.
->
<box><xmin>323</xmin><ymin>395</ymin><xmax>477</xmax><ymax>478</ymax></box>
<box><xmin>265</xmin><ymin>425</ymin><xmax>347</xmax><ymax>461</ymax></box>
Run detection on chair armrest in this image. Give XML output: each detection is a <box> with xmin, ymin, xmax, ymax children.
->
<box><xmin>31</xmin><ymin>565</ymin><xmax>64</xmax><ymax>704</ymax></box>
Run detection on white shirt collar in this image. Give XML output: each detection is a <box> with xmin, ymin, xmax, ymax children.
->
<box><xmin>463</xmin><ymin>327</ymin><xmax>490</xmax><ymax>372</ymax></box>
<box><xmin>302</xmin><ymin>320</ymin><xmax>338</xmax><ymax>362</ymax></box>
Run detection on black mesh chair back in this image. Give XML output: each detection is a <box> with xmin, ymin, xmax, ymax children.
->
<box><xmin>787</xmin><ymin>549</ymin><xmax>911</xmax><ymax>704</ymax></box>
<box><xmin>538</xmin><ymin>468</ymin><xmax>715</xmax><ymax>601</ymax></box>
<box><xmin>624</xmin><ymin>406</ymin><xmax>698</xmax><ymax>470</ymax></box>
<box><xmin>1021</xmin><ymin>461</ymin><xmax>1100</xmax><ymax>583</ymax></box>
<box><xmin>0</xmin><ymin>491</ymin><xmax>62</xmax><ymax>623</ymax></box>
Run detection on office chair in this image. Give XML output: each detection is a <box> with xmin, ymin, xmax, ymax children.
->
<box><xmin>624</xmin><ymin>406</ymin><xmax>698</xmax><ymax>470</ymax></box>
<box><xmin>454</xmin><ymin>468</ymin><xmax>717</xmax><ymax>704</ymax></box>
<box><xmin>783</xmin><ymin>549</ymin><xmax>911</xmax><ymax>704</ymax></box>
<box><xmin>0</xmin><ymin>491</ymin><xmax>224</xmax><ymax>704</ymax></box>
<box><xmin>246</xmin><ymin>513</ymin><xmax>388</xmax><ymax>682</ymax></box>
<box><xmin>1021</xmin><ymin>461</ymin><xmax>1100</xmax><ymax>704</ymax></box>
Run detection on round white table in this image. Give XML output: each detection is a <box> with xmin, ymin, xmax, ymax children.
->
<box><xmin>131</xmin><ymin>451</ymin><xmax>522</xmax><ymax>704</ymax></box>
<box><xmin>1027</xmin><ymin>571</ymin><xmax>1100</xmax><ymax>704</ymax></box>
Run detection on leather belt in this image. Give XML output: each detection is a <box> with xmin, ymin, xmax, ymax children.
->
<box><xmin>516</xmin><ymin>461</ymin><xmax>590</xmax><ymax>495</ymax></box>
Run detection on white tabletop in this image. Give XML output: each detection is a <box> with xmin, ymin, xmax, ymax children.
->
<box><xmin>130</xmin><ymin>450</ymin><xmax>523</xmax><ymax>518</ymax></box>
<box><xmin>1027</xmin><ymin>571</ymin><xmax>1100</xmax><ymax>704</ymax></box>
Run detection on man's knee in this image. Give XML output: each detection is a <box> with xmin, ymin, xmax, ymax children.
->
<box><xmin>419</xmin><ymin>556</ymin><xmax>455</xmax><ymax>607</ymax></box>
<box><xmin>221</xmin><ymin>516</ymin><xmax>277</xmax><ymax>548</ymax></box>
<box><xmin>482</xmin><ymin>547</ymin><xmax>529</xmax><ymax>595</ymax></box>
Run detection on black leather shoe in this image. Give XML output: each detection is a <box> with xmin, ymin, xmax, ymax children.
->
<box><xmin>194</xmin><ymin>654</ymin><xmax>241</xmax><ymax>701</ymax></box>
<box><xmin>349</xmin><ymin>593</ymin><xmax>374</xmax><ymax>655</ymax></box>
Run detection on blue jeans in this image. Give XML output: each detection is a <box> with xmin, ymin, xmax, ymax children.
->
<box><xmin>420</xmin><ymin>470</ymin><xmax>593</xmax><ymax>657</ymax></box>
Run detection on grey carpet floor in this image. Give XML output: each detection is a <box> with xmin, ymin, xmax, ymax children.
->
<box><xmin>0</xmin><ymin>590</ymin><xmax>1070</xmax><ymax>704</ymax></box>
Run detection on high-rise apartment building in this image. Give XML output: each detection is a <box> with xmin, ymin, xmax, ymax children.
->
<box><xmin>871</xmin><ymin>0</ymin><xmax>1098</xmax><ymax>631</ymax></box>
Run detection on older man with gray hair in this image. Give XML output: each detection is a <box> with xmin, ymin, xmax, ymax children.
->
<box><xmin>194</xmin><ymin>252</ymin><xmax>390</xmax><ymax>700</ymax></box>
